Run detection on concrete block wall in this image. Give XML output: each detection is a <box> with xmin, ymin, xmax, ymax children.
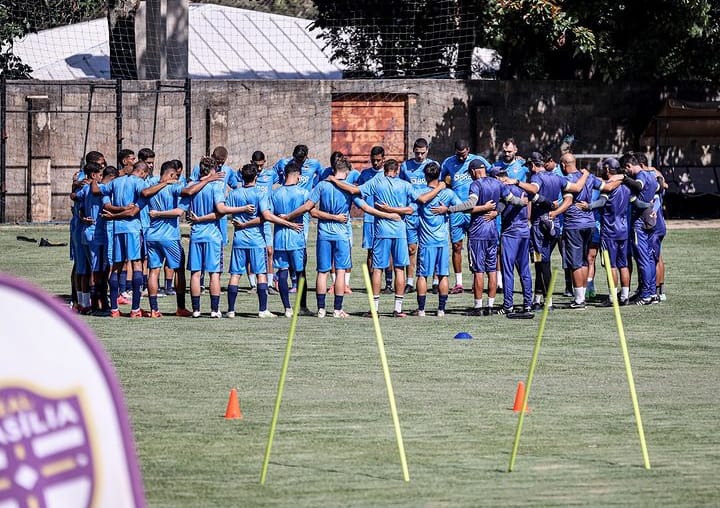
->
<box><xmin>3</xmin><ymin>79</ymin><xmax>719</xmax><ymax>222</ymax></box>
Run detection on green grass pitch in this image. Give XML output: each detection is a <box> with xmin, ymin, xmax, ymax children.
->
<box><xmin>1</xmin><ymin>224</ymin><xmax>719</xmax><ymax>506</ymax></box>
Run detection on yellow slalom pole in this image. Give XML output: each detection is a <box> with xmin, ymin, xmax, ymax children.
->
<box><xmin>508</xmin><ymin>269</ymin><xmax>558</xmax><ymax>472</ymax></box>
<box><xmin>361</xmin><ymin>264</ymin><xmax>410</xmax><ymax>482</ymax></box>
<box><xmin>602</xmin><ymin>250</ymin><xmax>651</xmax><ymax>469</ymax></box>
<box><xmin>260</xmin><ymin>277</ymin><xmax>306</xmax><ymax>485</ymax></box>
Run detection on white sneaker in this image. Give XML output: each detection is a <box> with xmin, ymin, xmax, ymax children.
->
<box><xmin>317</xmin><ymin>308</ymin><xmax>326</xmax><ymax>318</ymax></box>
<box><xmin>659</xmin><ymin>293</ymin><xmax>667</xmax><ymax>301</ymax></box>
<box><xmin>333</xmin><ymin>309</ymin><xmax>350</xmax><ymax>318</ymax></box>
<box><xmin>412</xmin><ymin>309</ymin><xmax>426</xmax><ymax>317</ymax></box>
<box><xmin>258</xmin><ymin>310</ymin><xmax>276</xmax><ymax>318</ymax></box>
<box><xmin>192</xmin><ymin>310</ymin><xmax>201</xmax><ymax>318</ymax></box>
<box><xmin>210</xmin><ymin>311</ymin><xmax>222</xmax><ymax>318</ymax></box>
<box><xmin>225</xmin><ymin>311</ymin><xmax>236</xmax><ymax>319</ymax></box>
<box><xmin>437</xmin><ymin>310</ymin><xmax>445</xmax><ymax>317</ymax></box>
<box><xmin>284</xmin><ymin>308</ymin><xmax>293</xmax><ymax>318</ymax></box>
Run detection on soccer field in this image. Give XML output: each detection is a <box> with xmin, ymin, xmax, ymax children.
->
<box><xmin>2</xmin><ymin>223</ymin><xmax>719</xmax><ymax>506</ymax></box>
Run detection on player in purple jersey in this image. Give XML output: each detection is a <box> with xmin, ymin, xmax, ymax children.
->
<box><xmin>637</xmin><ymin>153</ymin><xmax>669</xmax><ymax>301</ymax></box>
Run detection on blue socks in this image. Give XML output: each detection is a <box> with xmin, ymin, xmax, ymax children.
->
<box><xmin>227</xmin><ymin>285</ymin><xmax>239</xmax><ymax>312</ymax></box>
<box><xmin>257</xmin><ymin>283</ymin><xmax>268</xmax><ymax>312</ymax></box>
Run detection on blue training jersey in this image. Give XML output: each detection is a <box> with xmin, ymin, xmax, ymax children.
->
<box><xmin>440</xmin><ymin>154</ymin><xmax>490</xmax><ymax>201</ymax></box>
<box><xmin>227</xmin><ymin>185</ymin><xmax>270</xmax><ymax>249</ymax></box>
<box><xmin>358</xmin><ymin>174</ymin><xmax>420</xmax><ymax>239</ymax></box>
<box><xmin>271</xmin><ymin>185</ymin><xmax>310</xmax><ymax>250</ymax></box>
<box><xmin>400</xmin><ymin>158</ymin><xmax>436</xmax><ymax>217</ymax></box>
<box><xmin>99</xmin><ymin>175</ymin><xmax>147</xmax><ymax>234</ymax></box>
<box><xmin>492</xmin><ymin>158</ymin><xmax>529</xmax><ymax>183</ymax></box>
<box><xmin>599</xmin><ymin>184</ymin><xmax>630</xmax><ymax>240</ymax></box>
<box><xmin>309</xmin><ymin>181</ymin><xmax>354</xmax><ymax>241</ymax></box>
<box><xmin>356</xmin><ymin>167</ymin><xmax>384</xmax><ymax>224</ymax></box>
<box><xmin>631</xmin><ymin>170</ymin><xmax>660</xmax><ymax>228</ymax></box>
<box><xmin>416</xmin><ymin>186</ymin><xmax>461</xmax><ymax>247</ymax></box>
<box><xmin>273</xmin><ymin>157</ymin><xmax>323</xmax><ymax>192</ymax></box>
<box><xmin>188</xmin><ymin>180</ymin><xmax>225</xmax><ymax>243</ymax></box>
<box><xmin>500</xmin><ymin>184</ymin><xmax>530</xmax><ymax>238</ymax></box>
<box><xmin>563</xmin><ymin>172</ymin><xmax>601</xmax><ymax>230</ymax></box>
<box><xmin>145</xmin><ymin>179</ymin><xmax>186</xmax><ymax>242</ymax></box>
<box><xmin>76</xmin><ymin>184</ymin><xmax>110</xmax><ymax>246</ymax></box>
<box><xmin>529</xmin><ymin>171</ymin><xmax>566</xmax><ymax>224</ymax></box>
<box><xmin>468</xmin><ymin>177</ymin><xmax>508</xmax><ymax>241</ymax></box>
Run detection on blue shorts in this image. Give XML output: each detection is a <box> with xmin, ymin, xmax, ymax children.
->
<box><xmin>188</xmin><ymin>240</ymin><xmax>223</xmax><ymax>273</ymax></box>
<box><xmin>147</xmin><ymin>239</ymin><xmax>183</xmax><ymax>270</ymax></box>
<box><xmin>601</xmin><ymin>237</ymin><xmax>628</xmax><ymax>269</ymax></box>
<box><xmin>274</xmin><ymin>249</ymin><xmax>305</xmax><ymax>272</ymax></box>
<box><xmin>74</xmin><ymin>241</ymin><xmax>91</xmax><ymax>275</ymax></box>
<box><xmin>563</xmin><ymin>228</ymin><xmax>592</xmax><ymax>270</ymax></box>
<box><xmin>263</xmin><ymin>222</ymin><xmax>273</xmax><ymax>246</ymax></box>
<box><xmin>86</xmin><ymin>243</ymin><xmax>107</xmax><ymax>273</ymax></box>
<box><xmin>468</xmin><ymin>239</ymin><xmax>497</xmax><ymax>273</ymax></box>
<box><xmin>405</xmin><ymin>215</ymin><xmax>420</xmax><ymax>245</ymax></box>
<box><xmin>417</xmin><ymin>244</ymin><xmax>449</xmax><ymax>277</ymax></box>
<box><xmin>372</xmin><ymin>237</ymin><xmax>410</xmax><ymax>269</ymax></box>
<box><xmin>230</xmin><ymin>247</ymin><xmax>267</xmax><ymax>275</ymax></box>
<box><xmin>652</xmin><ymin>232</ymin><xmax>665</xmax><ymax>262</ymax></box>
<box><xmin>362</xmin><ymin>221</ymin><xmax>374</xmax><ymax>249</ymax></box>
<box><xmin>530</xmin><ymin>224</ymin><xmax>558</xmax><ymax>263</ymax></box>
<box><xmin>317</xmin><ymin>238</ymin><xmax>352</xmax><ymax>272</ymax></box>
<box><xmin>591</xmin><ymin>220</ymin><xmax>601</xmax><ymax>246</ymax></box>
<box><xmin>112</xmin><ymin>232</ymin><xmax>142</xmax><ymax>263</ymax></box>
<box><xmin>450</xmin><ymin>212</ymin><xmax>471</xmax><ymax>243</ymax></box>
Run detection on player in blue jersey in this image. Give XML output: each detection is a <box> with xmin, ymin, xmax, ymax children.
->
<box><xmin>411</xmin><ymin>162</ymin><xmax>461</xmax><ymax>316</ymax></box>
<box><xmin>356</xmin><ymin>147</ymin><xmax>390</xmax><ymax>285</ymax></box>
<box><xmin>250</xmin><ymin>150</ymin><xmax>280</xmax><ymax>293</ymax></box>
<box><xmin>330</xmin><ymin>159</ymin><xmax>444</xmax><ymax>317</ymax></box>
<box><xmin>226</xmin><ymin>163</ymin><xmax>301</xmax><ymax>318</ymax></box>
<box><xmin>91</xmin><ymin>160</ymin><xmax>148</xmax><ymax>317</ymax></box>
<box><xmin>400</xmin><ymin>138</ymin><xmax>436</xmax><ymax>294</ymax></box>
<box><xmin>183</xmin><ymin>156</ymin><xmax>253</xmax><ymax>318</ymax></box>
<box><xmin>267</xmin><ymin>161</ymin><xmax>313</xmax><ymax>317</ymax></box>
<box><xmin>72</xmin><ymin>161</ymin><xmax>109</xmax><ymax>314</ymax></box>
<box><xmin>577</xmin><ymin>157</ymin><xmax>632</xmax><ymax>306</ymax></box>
<box><xmin>514</xmin><ymin>152</ymin><xmax>589</xmax><ymax>310</ymax></box>
<box><xmin>637</xmin><ymin>153</ymin><xmax>668</xmax><ymax>301</ymax></box>
<box><xmin>113</xmin><ymin>149</ymin><xmax>139</xmax><ymax>304</ymax></box>
<box><xmin>619</xmin><ymin>152</ymin><xmax>660</xmax><ymax>305</ymax></box>
<box><xmin>289</xmin><ymin>158</ymin><xmax>399</xmax><ymax>317</ymax></box>
<box><xmin>441</xmin><ymin>140</ymin><xmax>491</xmax><ymax>294</ymax></box>
<box><xmin>436</xmin><ymin>159</ymin><xmax>519</xmax><ymax>315</ymax></box>
<box><xmin>139</xmin><ymin>161</ymin><xmax>193</xmax><ymax>318</ymax></box>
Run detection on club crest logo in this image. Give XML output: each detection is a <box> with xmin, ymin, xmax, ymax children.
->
<box><xmin>0</xmin><ymin>386</ymin><xmax>96</xmax><ymax>508</ymax></box>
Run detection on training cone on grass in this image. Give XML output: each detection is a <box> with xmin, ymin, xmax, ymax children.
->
<box><xmin>512</xmin><ymin>381</ymin><xmax>529</xmax><ymax>413</ymax></box>
<box><xmin>225</xmin><ymin>388</ymin><xmax>243</xmax><ymax>420</ymax></box>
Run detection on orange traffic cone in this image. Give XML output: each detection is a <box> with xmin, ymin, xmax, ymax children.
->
<box><xmin>224</xmin><ymin>388</ymin><xmax>243</xmax><ymax>420</ymax></box>
<box><xmin>512</xmin><ymin>381</ymin><xmax>529</xmax><ymax>413</ymax></box>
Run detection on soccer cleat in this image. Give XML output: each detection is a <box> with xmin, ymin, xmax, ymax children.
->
<box><xmin>523</xmin><ymin>306</ymin><xmax>534</xmax><ymax>313</ymax></box>
<box><xmin>116</xmin><ymin>295</ymin><xmax>130</xmax><ymax>305</ymax></box>
<box><xmin>129</xmin><ymin>309</ymin><xmax>143</xmax><ymax>318</ymax></box>
<box><xmin>289</xmin><ymin>286</ymin><xmax>297</xmax><ymax>294</ymax></box>
<box><xmin>344</xmin><ymin>286</ymin><xmax>353</xmax><ymax>294</ymax></box>
<box><xmin>563</xmin><ymin>289</ymin><xmax>574</xmax><ymax>298</ymax></box>
<box><xmin>382</xmin><ymin>284</ymin><xmax>394</xmax><ymax>295</ymax></box>
<box><xmin>157</xmin><ymin>289</ymin><xmax>166</xmax><ymax>298</ymax></box>
<box><xmin>317</xmin><ymin>308</ymin><xmax>327</xmax><ymax>318</ymax></box>
<box><xmin>210</xmin><ymin>311</ymin><xmax>222</xmax><ymax>318</ymax></box>
<box><xmin>78</xmin><ymin>305</ymin><xmax>92</xmax><ymax>316</ymax></box>
<box><xmin>192</xmin><ymin>310</ymin><xmax>201</xmax><ymax>318</ymax></box>
<box><xmin>449</xmin><ymin>284</ymin><xmax>464</xmax><ymax>294</ymax></box>
<box><xmin>225</xmin><ymin>311</ymin><xmax>236</xmax><ymax>319</ymax></box>
<box><xmin>266</xmin><ymin>286</ymin><xmax>278</xmax><ymax>296</ymax></box>
<box><xmin>298</xmin><ymin>307</ymin><xmax>315</xmax><ymax>317</ymax></box>
<box><xmin>121</xmin><ymin>290</ymin><xmax>132</xmax><ymax>299</ymax></box>
<box><xmin>150</xmin><ymin>310</ymin><xmax>163</xmax><ymax>318</ymax></box>
<box><xmin>93</xmin><ymin>309</ymin><xmax>111</xmax><ymax>317</ymax></box>
<box><xmin>436</xmin><ymin>310</ymin><xmax>445</xmax><ymax>317</ymax></box>
<box><xmin>110</xmin><ymin>309</ymin><xmax>121</xmax><ymax>318</ymax></box>
<box><xmin>165</xmin><ymin>288</ymin><xmax>177</xmax><ymax>296</ymax></box>
<box><xmin>140</xmin><ymin>309</ymin><xmax>152</xmax><ymax>317</ymax></box>
<box><xmin>497</xmin><ymin>307</ymin><xmax>512</xmax><ymax>315</ymax></box>
<box><xmin>531</xmin><ymin>302</ymin><xmax>544</xmax><ymax>311</ymax></box>
<box><xmin>466</xmin><ymin>308</ymin><xmax>484</xmax><ymax>316</ymax></box>
<box><xmin>411</xmin><ymin>309</ymin><xmax>426</xmax><ymax>317</ymax></box>
<box><xmin>141</xmin><ymin>288</ymin><xmax>149</xmax><ymax>297</ymax></box>
<box><xmin>258</xmin><ymin>310</ymin><xmax>276</xmax><ymax>318</ymax></box>
<box><xmin>175</xmin><ymin>308</ymin><xmax>193</xmax><ymax>317</ymax></box>
<box><xmin>619</xmin><ymin>298</ymin><xmax>629</xmax><ymax>306</ymax></box>
<box><xmin>404</xmin><ymin>284</ymin><xmax>416</xmax><ymax>294</ymax></box>
<box><xmin>658</xmin><ymin>293</ymin><xmax>667</xmax><ymax>302</ymax></box>
<box><xmin>249</xmin><ymin>286</ymin><xmax>257</xmax><ymax>294</ymax></box>
<box><xmin>600</xmin><ymin>298</ymin><xmax>614</xmax><ymax>307</ymax></box>
<box><xmin>636</xmin><ymin>297</ymin><xmax>656</xmax><ymax>306</ymax></box>
<box><xmin>393</xmin><ymin>310</ymin><xmax>408</xmax><ymax>318</ymax></box>
<box><xmin>333</xmin><ymin>309</ymin><xmax>350</xmax><ymax>318</ymax></box>
<box><xmin>569</xmin><ymin>300</ymin><xmax>587</xmax><ymax>310</ymax></box>
<box><xmin>284</xmin><ymin>308</ymin><xmax>293</xmax><ymax>318</ymax></box>
<box><xmin>362</xmin><ymin>311</ymin><xmax>374</xmax><ymax>318</ymax></box>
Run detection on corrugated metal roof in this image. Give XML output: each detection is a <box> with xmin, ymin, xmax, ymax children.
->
<box><xmin>12</xmin><ymin>3</ymin><xmax>342</xmax><ymax>80</ymax></box>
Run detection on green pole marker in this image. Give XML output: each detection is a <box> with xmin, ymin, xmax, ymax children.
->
<box><xmin>509</xmin><ymin>269</ymin><xmax>558</xmax><ymax>472</ymax></box>
<box><xmin>361</xmin><ymin>264</ymin><xmax>410</xmax><ymax>482</ymax></box>
<box><xmin>260</xmin><ymin>276</ymin><xmax>306</xmax><ymax>485</ymax></box>
<box><xmin>602</xmin><ymin>250</ymin><xmax>651</xmax><ymax>469</ymax></box>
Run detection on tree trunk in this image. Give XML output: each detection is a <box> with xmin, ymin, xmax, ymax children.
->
<box><xmin>108</xmin><ymin>0</ymin><xmax>139</xmax><ymax>79</ymax></box>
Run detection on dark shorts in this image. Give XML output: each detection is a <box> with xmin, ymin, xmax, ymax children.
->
<box><xmin>601</xmin><ymin>237</ymin><xmax>628</xmax><ymax>269</ymax></box>
<box><xmin>563</xmin><ymin>228</ymin><xmax>592</xmax><ymax>270</ymax></box>
<box><xmin>468</xmin><ymin>239</ymin><xmax>497</xmax><ymax>273</ymax></box>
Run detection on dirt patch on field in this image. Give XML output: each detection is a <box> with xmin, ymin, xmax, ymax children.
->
<box><xmin>666</xmin><ymin>219</ymin><xmax>720</xmax><ymax>229</ymax></box>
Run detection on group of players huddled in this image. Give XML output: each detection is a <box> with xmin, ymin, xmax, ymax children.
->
<box><xmin>69</xmin><ymin>137</ymin><xmax>667</xmax><ymax>319</ymax></box>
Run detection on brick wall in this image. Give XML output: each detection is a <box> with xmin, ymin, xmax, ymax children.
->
<box><xmin>3</xmin><ymin>79</ymin><xmax>718</xmax><ymax>222</ymax></box>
